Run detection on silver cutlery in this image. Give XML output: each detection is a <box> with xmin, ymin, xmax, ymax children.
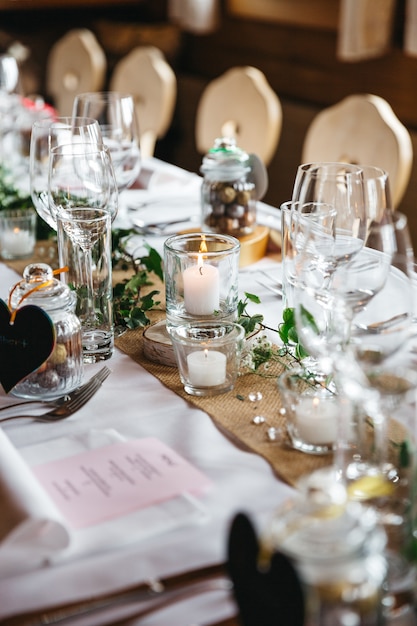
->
<box><xmin>132</xmin><ymin>216</ymin><xmax>199</xmax><ymax>236</ymax></box>
<box><xmin>0</xmin><ymin>366</ymin><xmax>111</xmax><ymax>423</ymax></box>
<box><xmin>352</xmin><ymin>313</ymin><xmax>410</xmax><ymax>335</ymax></box>
<box><xmin>1</xmin><ymin>562</ymin><xmax>231</xmax><ymax>626</ymax></box>
<box><xmin>0</xmin><ymin>366</ymin><xmax>111</xmax><ymax>413</ymax></box>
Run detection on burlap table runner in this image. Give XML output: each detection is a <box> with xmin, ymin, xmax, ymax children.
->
<box><xmin>115</xmin><ymin>310</ymin><xmax>333</xmax><ymax>488</ymax></box>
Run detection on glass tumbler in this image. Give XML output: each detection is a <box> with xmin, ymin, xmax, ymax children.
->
<box><xmin>164</xmin><ymin>232</ymin><xmax>240</xmax><ymax>331</ymax></box>
<box><xmin>170</xmin><ymin>321</ymin><xmax>245</xmax><ymax>396</ymax></box>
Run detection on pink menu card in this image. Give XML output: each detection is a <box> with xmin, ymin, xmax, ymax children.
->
<box><xmin>32</xmin><ymin>438</ymin><xmax>212</xmax><ymax>529</ymax></box>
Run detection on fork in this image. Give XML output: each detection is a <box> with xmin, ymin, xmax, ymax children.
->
<box><xmin>0</xmin><ymin>367</ymin><xmax>111</xmax><ymax>423</ymax></box>
<box><xmin>0</xmin><ymin>366</ymin><xmax>111</xmax><ymax>413</ymax></box>
<box><xmin>132</xmin><ymin>216</ymin><xmax>199</xmax><ymax>236</ymax></box>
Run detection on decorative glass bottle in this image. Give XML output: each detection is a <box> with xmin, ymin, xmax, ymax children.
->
<box><xmin>10</xmin><ymin>263</ymin><xmax>83</xmax><ymax>399</ymax></box>
<box><xmin>201</xmin><ymin>137</ymin><xmax>258</xmax><ymax>237</ymax></box>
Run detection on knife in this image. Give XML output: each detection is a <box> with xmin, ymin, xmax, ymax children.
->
<box><xmin>1</xmin><ymin>562</ymin><xmax>231</xmax><ymax>626</ymax></box>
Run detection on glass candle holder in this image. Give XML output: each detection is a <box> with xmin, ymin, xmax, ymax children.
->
<box><xmin>0</xmin><ymin>209</ymin><xmax>36</xmax><ymax>260</ymax></box>
<box><xmin>170</xmin><ymin>321</ymin><xmax>245</xmax><ymax>396</ymax></box>
<box><xmin>164</xmin><ymin>232</ymin><xmax>240</xmax><ymax>331</ymax></box>
<box><xmin>278</xmin><ymin>366</ymin><xmax>340</xmax><ymax>455</ymax></box>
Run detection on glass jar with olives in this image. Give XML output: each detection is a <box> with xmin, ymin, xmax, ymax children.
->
<box><xmin>201</xmin><ymin>137</ymin><xmax>258</xmax><ymax>237</ymax></box>
<box><xmin>9</xmin><ymin>263</ymin><xmax>83</xmax><ymax>399</ymax></box>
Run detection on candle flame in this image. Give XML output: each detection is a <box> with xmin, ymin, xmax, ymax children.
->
<box><xmin>197</xmin><ymin>235</ymin><xmax>208</xmax><ymax>270</ymax></box>
<box><xmin>312</xmin><ymin>397</ymin><xmax>320</xmax><ymax>408</ymax></box>
<box><xmin>204</xmin><ymin>349</ymin><xmax>208</xmax><ymax>359</ymax></box>
<box><xmin>199</xmin><ymin>234</ymin><xmax>208</xmax><ymax>254</ymax></box>
<box><xmin>13</xmin><ymin>227</ymin><xmax>20</xmax><ymax>235</ymax></box>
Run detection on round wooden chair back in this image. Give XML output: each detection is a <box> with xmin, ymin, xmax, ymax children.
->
<box><xmin>195</xmin><ymin>66</ymin><xmax>282</xmax><ymax>166</ymax></box>
<box><xmin>110</xmin><ymin>46</ymin><xmax>177</xmax><ymax>158</ymax></box>
<box><xmin>302</xmin><ymin>93</ymin><xmax>413</xmax><ymax>207</ymax></box>
<box><xmin>46</xmin><ymin>29</ymin><xmax>106</xmax><ymax>116</ymax></box>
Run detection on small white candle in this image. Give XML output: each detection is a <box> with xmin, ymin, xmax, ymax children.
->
<box><xmin>183</xmin><ymin>252</ymin><xmax>220</xmax><ymax>316</ymax></box>
<box><xmin>295</xmin><ymin>395</ymin><xmax>338</xmax><ymax>444</ymax></box>
<box><xmin>1</xmin><ymin>227</ymin><xmax>34</xmax><ymax>257</ymax></box>
<box><xmin>187</xmin><ymin>349</ymin><xmax>227</xmax><ymax>386</ymax></box>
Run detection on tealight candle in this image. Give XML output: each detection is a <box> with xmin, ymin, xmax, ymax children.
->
<box><xmin>183</xmin><ymin>254</ymin><xmax>220</xmax><ymax>315</ymax></box>
<box><xmin>1</xmin><ymin>228</ymin><xmax>34</xmax><ymax>257</ymax></box>
<box><xmin>295</xmin><ymin>395</ymin><xmax>338</xmax><ymax>445</ymax></box>
<box><xmin>170</xmin><ymin>321</ymin><xmax>244</xmax><ymax>396</ymax></box>
<box><xmin>164</xmin><ymin>233</ymin><xmax>240</xmax><ymax>330</ymax></box>
<box><xmin>0</xmin><ymin>209</ymin><xmax>36</xmax><ymax>260</ymax></box>
<box><xmin>187</xmin><ymin>349</ymin><xmax>227</xmax><ymax>386</ymax></box>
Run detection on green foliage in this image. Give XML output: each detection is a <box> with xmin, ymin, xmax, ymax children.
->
<box><xmin>111</xmin><ymin>229</ymin><xmax>163</xmax><ymax>332</ymax></box>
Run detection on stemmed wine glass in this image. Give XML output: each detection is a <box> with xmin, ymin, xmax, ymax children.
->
<box><xmin>48</xmin><ymin>142</ymin><xmax>117</xmax><ymax>361</ymax></box>
<box><xmin>72</xmin><ymin>92</ymin><xmax>141</xmax><ymax>198</ymax></box>
<box><xmin>29</xmin><ymin>116</ymin><xmax>106</xmax><ymax>230</ymax></box>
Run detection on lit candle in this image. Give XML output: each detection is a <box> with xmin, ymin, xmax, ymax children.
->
<box><xmin>187</xmin><ymin>349</ymin><xmax>227</xmax><ymax>386</ymax></box>
<box><xmin>295</xmin><ymin>395</ymin><xmax>338</xmax><ymax>445</ymax></box>
<box><xmin>183</xmin><ymin>238</ymin><xmax>220</xmax><ymax>315</ymax></box>
<box><xmin>1</xmin><ymin>227</ymin><xmax>35</xmax><ymax>258</ymax></box>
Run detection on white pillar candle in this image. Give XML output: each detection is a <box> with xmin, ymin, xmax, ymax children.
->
<box><xmin>1</xmin><ymin>228</ymin><xmax>34</xmax><ymax>257</ymax></box>
<box><xmin>187</xmin><ymin>349</ymin><xmax>227</xmax><ymax>386</ymax></box>
<box><xmin>183</xmin><ymin>253</ymin><xmax>220</xmax><ymax>315</ymax></box>
<box><xmin>295</xmin><ymin>395</ymin><xmax>338</xmax><ymax>445</ymax></box>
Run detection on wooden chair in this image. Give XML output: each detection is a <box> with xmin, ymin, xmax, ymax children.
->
<box><xmin>195</xmin><ymin>66</ymin><xmax>282</xmax><ymax>166</ymax></box>
<box><xmin>302</xmin><ymin>93</ymin><xmax>413</xmax><ymax>208</ymax></box>
<box><xmin>46</xmin><ymin>29</ymin><xmax>107</xmax><ymax>117</ymax></box>
<box><xmin>110</xmin><ymin>46</ymin><xmax>177</xmax><ymax>159</ymax></box>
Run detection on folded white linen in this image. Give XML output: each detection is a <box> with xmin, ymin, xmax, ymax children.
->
<box><xmin>0</xmin><ymin>428</ymin><xmax>209</xmax><ymax>578</ymax></box>
<box><xmin>0</xmin><ymin>428</ymin><xmax>70</xmax><ymax>577</ymax></box>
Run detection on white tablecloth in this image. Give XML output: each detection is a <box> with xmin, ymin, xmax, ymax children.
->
<box><xmin>0</xmin><ymin>158</ymin><xmax>292</xmax><ymax>625</ymax></box>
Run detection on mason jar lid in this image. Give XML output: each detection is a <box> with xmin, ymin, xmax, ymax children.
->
<box><xmin>200</xmin><ymin>137</ymin><xmax>252</xmax><ymax>181</ymax></box>
<box><xmin>10</xmin><ymin>263</ymin><xmax>76</xmax><ymax>313</ymax></box>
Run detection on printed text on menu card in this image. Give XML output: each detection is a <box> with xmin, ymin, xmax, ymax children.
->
<box><xmin>33</xmin><ymin>438</ymin><xmax>212</xmax><ymax>529</ymax></box>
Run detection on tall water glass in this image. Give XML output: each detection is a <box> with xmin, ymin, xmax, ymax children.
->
<box><xmin>49</xmin><ymin>143</ymin><xmax>116</xmax><ymax>362</ymax></box>
<box><xmin>281</xmin><ymin>200</ymin><xmax>337</xmax><ymax>308</ymax></box>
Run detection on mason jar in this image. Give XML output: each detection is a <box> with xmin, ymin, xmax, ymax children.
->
<box><xmin>201</xmin><ymin>137</ymin><xmax>257</xmax><ymax>237</ymax></box>
<box><xmin>262</xmin><ymin>470</ymin><xmax>388</xmax><ymax>625</ymax></box>
<box><xmin>10</xmin><ymin>263</ymin><xmax>83</xmax><ymax>399</ymax></box>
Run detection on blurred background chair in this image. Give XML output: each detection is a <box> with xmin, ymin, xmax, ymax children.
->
<box><xmin>301</xmin><ymin>93</ymin><xmax>413</xmax><ymax>208</ymax></box>
<box><xmin>195</xmin><ymin>66</ymin><xmax>282</xmax><ymax>166</ymax></box>
<box><xmin>46</xmin><ymin>29</ymin><xmax>107</xmax><ymax>117</ymax></box>
<box><xmin>110</xmin><ymin>45</ymin><xmax>177</xmax><ymax>159</ymax></box>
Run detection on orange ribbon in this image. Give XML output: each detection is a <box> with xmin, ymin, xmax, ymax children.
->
<box><xmin>8</xmin><ymin>266</ymin><xmax>69</xmax><ymax>324</ymax></box>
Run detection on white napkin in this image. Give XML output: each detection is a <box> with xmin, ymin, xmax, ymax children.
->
<box><xmin>0</xmin><ymin>428</ymin><xmax>209</xmax><ymax>577</ymax></box>
<box><xmin>0</xmin><ymin>429</ymin><xmax>70</xmax><ymax>577</ymax></box>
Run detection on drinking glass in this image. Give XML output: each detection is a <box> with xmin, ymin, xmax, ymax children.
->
<box><xmin>280</xmin><ymin>200</ymin><xmax>337</xmax><ymax>308</ymax></box>
<box><xmin>49</xmin><ymin>143</ymin><xmax>117</xmax><ymax>361</ymax></box>
<box><xmin>29</xmin><ymin>116</ymin><xmax>104</xmax><ymax>230</ymax></box>
<box><xmin>292</xmin><ymin>162</ymin><xmax>367</xmax><ymax>238</ymax></box>
<box><xmin>72</xmin><ymin>91</ymin><xmax>141</xmax><ymax>195</ymax></box>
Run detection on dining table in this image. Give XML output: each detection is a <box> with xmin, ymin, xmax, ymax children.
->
<box><xmin>0</xmin><ymin>156</ymin><xmax>401</xmax><ymax>626</ymax></box>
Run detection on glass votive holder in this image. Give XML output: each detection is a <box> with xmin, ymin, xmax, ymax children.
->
<box><xmin>278</xmin><ymin>366</ymin><xmax>339</xmax><ymax>455</ymax></box>
<box><xmin>0</xmin><ymin>209</ymin><xmax>36</xmax><ymax>260</ymax></box>
<box><xmin>170</xmin><ymin>321</ymin><xmax>245</xmax><ymax>396</ymax></box>
<box><xmin>164</xmin><ymin>232</ymin><xmax>240</xmax><ymax>331</ymax></box>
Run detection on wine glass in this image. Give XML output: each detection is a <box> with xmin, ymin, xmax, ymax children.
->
<box><xmin>72</xmin><ymin>91</ymin><xmax>141</xmax><ymax>196</ymax></box>
<box><xmin>29</xmin><ymin>116</ymin><xmax>104</xmax><ymax>230</ymax></box>
<box><xmin>49</xmin><ymin>143</ymin><xmax>117</xmax><ymax>360</ymax></box>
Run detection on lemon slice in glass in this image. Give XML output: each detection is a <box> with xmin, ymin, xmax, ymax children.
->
<box><xmin>347</xmin><ymin>475</ymin><xmax>395</xmax><ymax>501</ymax></box>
